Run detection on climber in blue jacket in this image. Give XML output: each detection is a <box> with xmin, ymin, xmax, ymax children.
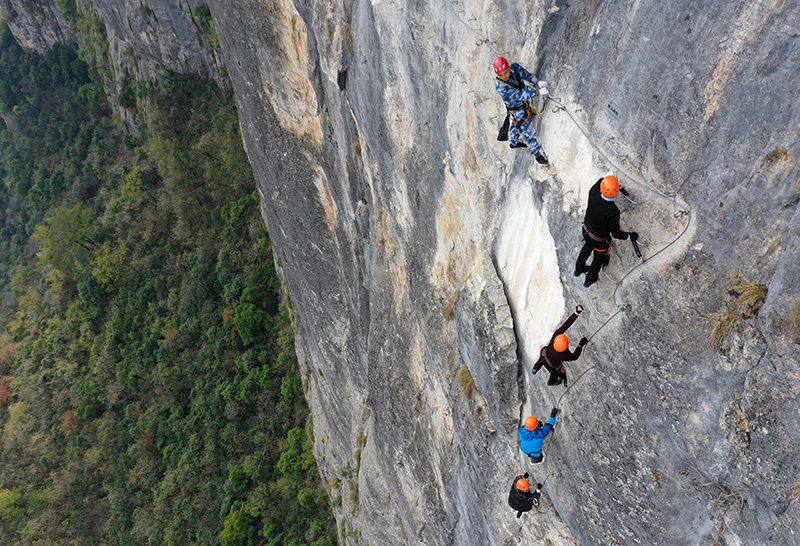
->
<box><xmin>518</xmin><ymin>408</ymin><xmax>558</xmax><ymax>463</ymax></box>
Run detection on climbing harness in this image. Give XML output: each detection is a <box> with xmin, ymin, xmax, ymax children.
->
<box><xmin>583</xmin><ymin>224</ymin><xmax>612</xmax><ymax>249</ymax></box>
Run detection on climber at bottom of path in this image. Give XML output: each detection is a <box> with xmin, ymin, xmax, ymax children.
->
<box><xmin>532</xmin><ymin>305</ymin><xmax>588</xmax><ymax>387</ymax></box>
<box><xmin>574</xmin><ymin>175</ymin><xmax>638</xmax><ymax>288</ymax></box>
<box><xmin>508</xmin><ymin>473</ymin><xmax>543</xmax><ymax>518</ymax></box>
<box><xmin>493</xmin><ymin>56</ymin><xmax>549</xmax><ymax>165</ymax></box>
<box><xmin>518</xmin><ymin>408</ymin><xmax>558</xmax><ymax>464</ymax></box>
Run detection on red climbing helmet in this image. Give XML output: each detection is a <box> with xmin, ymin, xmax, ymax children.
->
<box><xmin>493</xmin><ymin>57</ymin><xmax>510</xmax><ymax>74</ymax></box>
<box><xmin>525</xmin><ymin>416</ymin><xmax>539</xmax><ymax>430</ymax></box>
<box><xmin>553</xmin><ymin>334</ymin><xmax>569</xmax><ymax>352</ymax></box>
<box><xmin>601</xmin><ymin>175</ymin><xmax>620</xmax><ymax>198</ymax></box>
<box><xmin>516</xmin><ymin>478</ymin><xmax>530</xmax><ymax>491</ymax></box>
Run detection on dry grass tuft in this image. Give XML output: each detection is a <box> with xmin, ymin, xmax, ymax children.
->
<box><xmin>790</xmin><ymin>482</ymin><xmax>800</xmax><ymax>501</ymax></box>
<box><xmin>726</xmin><ymin>272</ymin><xmax>767</xmax><ymax>317</ymax></box>
<box><xmin>455</xmin><ymin>366</ymin><xmax>476</xmax><ymax>398</ymax></box>
<box><xmin>787</xmin><ymin>299</ymin><xmax>800</xmax><ymax>337</ymax></box>
<box><xmin>706</xmin><ymin>304</ymin><xmax>738</xmax><ymax>350</ymax></box>
<box><xmin>705</xmin><ymin>273</ymin><xmax>768</xmax><ymax>350</ymax></box>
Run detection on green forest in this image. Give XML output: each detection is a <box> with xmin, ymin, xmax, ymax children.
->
<box><xmin>0</xmin><ymin>20</ymin><xmax>336</xmax><ymax>546</ymax></box>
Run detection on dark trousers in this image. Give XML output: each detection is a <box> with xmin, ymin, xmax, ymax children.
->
<box><xmin>546</xmin><ymin>367</ymin><xmax>566</xmax><ymax>386</ymax></box>
<box><xmin>575</xmin><ymin>231</ymin><xmax>611</xmax><ymax>285</ymax></box>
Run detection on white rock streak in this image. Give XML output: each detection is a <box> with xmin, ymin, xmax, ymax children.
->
<box><xmin>495</xmin><ymin>179</ymin><xmax>565</xmax><ymax>362</ymax></box>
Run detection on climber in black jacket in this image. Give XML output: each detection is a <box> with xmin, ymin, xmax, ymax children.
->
<box><xmin>508</xmin><ymin>474</ymin><xmax>542</xmax><ymax>517</ymax></box>
<box><xmin>532</xmin><ymin>305</ymin><xmax>587</xmax><ymax>387</ymax></box>
<box><xmin>574</xmin><ymin>175</ymin><xmax>638</xmax><ymax>287</ymax></box>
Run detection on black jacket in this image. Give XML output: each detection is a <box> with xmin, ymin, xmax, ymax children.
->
<box><xmin>533</xmin><ymin>313</ymin><xmax>583</xmax><ymax>373</ymax></box>
<box><xmin>508</xmin><ymin>476</ymin><xmax>534</xmax><ymax>515</ymax></box>
<box><xmin>583</xmin><ymin>178</ymin><xmax>629</xmax><ymax>240</ymax></box>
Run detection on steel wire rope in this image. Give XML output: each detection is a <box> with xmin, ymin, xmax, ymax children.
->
<box><xmin>441</xmin><ymin>1</ymin><xmax>504</xmax><ymax>55</ymax></box>
<box><xmin>612</xmin><ymin>210</ymin><xmax>693</xmax><ymax>307</ymax></box>
<box><xmin>544</xmin><ymin>96</ymin><xmax>680</xmax><ymax>201</ymax></box>
<box><xmin>550</xmin><ymin>210</ymin><xmax>690</xmax><ymax>406</ymax></box>
<box><xmin>533</xmin><ymin>96</ymin><xmax>694</xmax><ymax>403</ymax></box>
<box><xmin>554</xmin><ymin>213</ymin><xmax>692</xmax><ymax>406</ymax></box>
<box><xmin>524</xmin><ymin>471</ymin><xmax>561</xmax><ymax>517</ymax></box>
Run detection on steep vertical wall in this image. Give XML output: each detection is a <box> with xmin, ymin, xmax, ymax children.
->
<box><xmin>4</xmin><ymin>0</ymin><xmax>799</xmax><ymax>544</ymax></box>
<box><xmin>0</xmin><ymin>0</ymin><xmax>225</xmax><ymax>102</ymax></box>
<box><xmin>206</xmin><ymin>0</ymin><xmax>800</xmax><ymax>544</ymax></box>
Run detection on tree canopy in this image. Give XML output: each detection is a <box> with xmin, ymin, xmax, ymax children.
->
<box><xmin>0</xmin><ymin>23</ymin><xmax>336</xmax><ymax>546</ymax></box>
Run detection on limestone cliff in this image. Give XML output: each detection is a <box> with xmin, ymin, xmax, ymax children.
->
<box><xmin>5</xmin><ymin>0</ymin><xmax>800</xmax><ymax>544</ymax></box>
<box><xmin>0</xmin><ymin>0</ymin><xmax>224</xmax><ymax>111</ymax></box>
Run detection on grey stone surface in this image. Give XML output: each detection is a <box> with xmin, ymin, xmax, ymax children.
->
<box><xmin>0</xmin><ymin>0</ymin><xmax>225</xmax><ymax>105</ymax></box>
<box><xmin>0</xmin><ymin>0</ymin><xmax>72</xmax><ymax>52</ymax></box>
<box><xmin>6</xmin><ymin>0</ymin><xmax>800</xmax><ymax>544</ymax></box>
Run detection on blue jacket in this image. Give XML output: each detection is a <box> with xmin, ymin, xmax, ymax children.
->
<box><xmin>518</xmin><ymin>416</ymin><xmax>556</xmax><ymax>456</ymax></box>
<box><xmin>495</xmin><ymin>63</ymin><xmax>540</xmax><ymax>124</ymax></box>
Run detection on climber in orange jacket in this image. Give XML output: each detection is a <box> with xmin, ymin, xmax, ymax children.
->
<box><xmin>532</xmin><ymin>305</ymin><xmax>587</xmax><ymax>387</ymax></box>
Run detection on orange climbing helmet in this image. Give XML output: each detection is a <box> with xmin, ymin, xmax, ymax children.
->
<box><xmin>516</xmin><ymin>478</ymin><xmax>530</xmax><ymax>491</ymax></box>
<box><xmin>601</xmin><ymin>175</ymin><xmax>620</xmax><ymax>198</ymax></box>
<box><xmin>525</xmin><ymin>416</ymin><xmax>539</xmax><ymax>430</ymax></box>
<box><xmin>494</xmin><ymin>57</ymin><xmax>510</xmax><ymax>74</ymax></box>
<box><xmin>553</xmin><ymin>334</ymin><xmax>569</xmax><ymax>352</ymax></box>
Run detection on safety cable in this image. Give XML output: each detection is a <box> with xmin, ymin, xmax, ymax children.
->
<box><xmin>530</xmin><ymin>95</ymin><xmax>694</xmax><ymax>407</ymax></box>
<box><xmin>544</xmin><ymin>96</ymin><xmax>680</xmax><ymax>201</ymax></box>
<box><xmin>556</xmin><ymin>363</ymin><xmax>599</xmax><ymax>408</ymax></box>
<box><xmin>442</xmin><ymin>1</ymin><xmax>504</xmax><ymax>55</ymax></box>
<box><xmin>524</xmin><ymin>471</ymin><xmax>565</xmax><ymax>517</ymax></box>
<box><xmin>547</xmin><ymin>211</ymin><xmax>692</xmax><ymax>412</ymax></box>
<box><xmin>612</xmin><ymin>210</ymin><xmax>693</xmax><ymax>308</ymax></box>
<box><xmin>586</xmin><ymin>308</ymin><xmax>623</xmax><ymax>342</ymax></box>
<box><xmin>552</xmin><ymin>213</ymin><xmax>692</xmax><ymax>406</ymax></box>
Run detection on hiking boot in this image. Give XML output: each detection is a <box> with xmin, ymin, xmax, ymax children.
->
<box><xmin>535</xmin><ymin>152</ymin><xmax>549</xmax><ymax>165</ymax></box>
<box><xmin>510</xmin><ymin>141</ymin><xmax>527</xmax><ymax>149</ymax></box>
<box><xmin>584</xmin><ymin>277</ymin><xmax>596</xmax><ymax>288</ymax></box>
<box><xmin>573</xmin><ymin>264</ymin><xmax>587</xmax><ymax>277</ymax></box>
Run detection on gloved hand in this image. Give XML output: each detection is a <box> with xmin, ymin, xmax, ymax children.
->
<box><xmin>620</xmin><ymin>187</ymin><xmax>630</xmax><ymax>197</ymax></box>
<box><xmin>532</xmin><ymin>367</ymin><xmax>538</xmax><ymax>375</ymax></box>
<box><xmin>523</xmin><ymin>472</ymin><xmax>530</xmax><ymax>479</ymax></box>
<box><xmin>575</xmin><ymin>304</ymin><xmax>583</xmax><ymax>314</ymax></box>
<box><xmin>550</xmin><ymin>407</ymin><xmax>559</xmax><ymax>418</ymax></box>
<box><xmin>537</xmin><ymin>483</ymin><xmax>543</xmax><ymax>490</ymax></box>
<box><xmin>537</xmin><ymin>81</ymin><xmax>548</xmax><ymax>89</ymax></box>
<box><xmin>628</xmin><ymin>232</ymin><xmax>639</xmax><ymax>242</ymax></box>
<box><xmin>579</xmin><ymin>337</ymin><xmax>589</xmax><ymax>347</ymax></box>
<box><xmin>538</xmin><ymin>88</ymin><xmax>549</xmax><ymax>97</ymax></box>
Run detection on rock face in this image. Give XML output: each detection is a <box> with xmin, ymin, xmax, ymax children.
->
<box><xmin>0</xmin><ymin>0</ymin><xmax>72</xmax><ymax>52</ymax></box>
<box><xmin>5</xmin><ymin>0</ymin><xmax>800</xmax><ymax>544</ymax></box>
<box><xmin>0</xmin><ymin>0</ymin><xmax>224</xmax><ymax>90</ymax></box>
